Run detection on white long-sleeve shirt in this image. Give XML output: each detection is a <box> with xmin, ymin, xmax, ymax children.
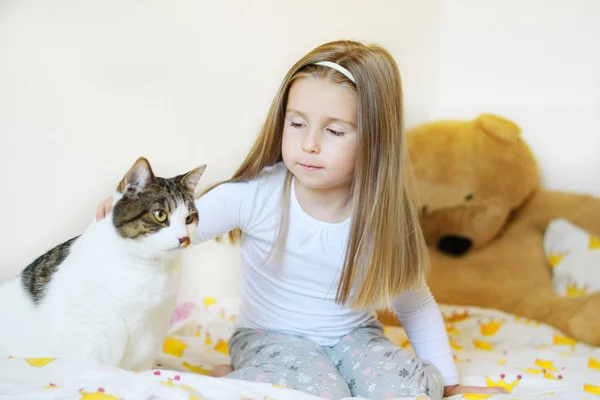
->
<box><xmin>193</xmin><ymin>162</ymin><xmax>459</xmax><ymax>386</ymax></box>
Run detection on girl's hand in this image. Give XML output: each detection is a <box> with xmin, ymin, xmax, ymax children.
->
<box><xmin>444</xmin><ymin>384</ymin><xmax>508</xmax><ymax>398</ymax></box>
<box><xmin>96</xmin><ymin>197</ymin><xmax>114</xmax><ymax>221</ymax></box>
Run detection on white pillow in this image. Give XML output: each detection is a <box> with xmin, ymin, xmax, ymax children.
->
<box><xmin>543</xmin><ymin>218</ymin><xmax>600</xmax><ymax>297</ymax></box>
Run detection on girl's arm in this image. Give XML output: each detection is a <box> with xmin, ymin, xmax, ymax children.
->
<box><xmin>392</xmin><ymin>286</ymin><xmax>459</xmax><ymax>387</ymax></box>
<box><xmin>192</xmin><ymin>180</ymin><xmax>256</xmax><ymax>243</ymax></box>
<box><xmin>393</xmin><ymin>287</ymin><xmax>508</xmax><ymax>397</ymax></box>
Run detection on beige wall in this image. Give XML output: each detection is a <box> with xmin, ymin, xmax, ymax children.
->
<box><xmin>0</xmin><ymin>0</ymin><xmax>444</xmax><ymax>299</ymax></box>
<box><xmin>1</xmin><ymin>1</ymin><xmax>598</xmax><ymax>303</ymax></box>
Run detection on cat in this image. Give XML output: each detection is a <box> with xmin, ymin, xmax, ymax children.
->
<box><xmin>0</xmin><ymin>157</ymin><xmax>206</xmax><ymax>371</ymax></box>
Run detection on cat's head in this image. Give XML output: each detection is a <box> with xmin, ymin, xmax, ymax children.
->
<box><xmin>111</xmin><ymin>157</ymin><xmax>206</xmax><ymax>254</ymax></box>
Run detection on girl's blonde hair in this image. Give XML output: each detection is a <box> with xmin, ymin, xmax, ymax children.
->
<box><xmin>201</xmin><ymin>40</ymin><xmax>428</xmax><ymax>311</ymax></box>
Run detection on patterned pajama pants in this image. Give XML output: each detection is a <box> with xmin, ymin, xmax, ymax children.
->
<box><xmin>225</xmin><ymin>321</ymin><xmax>444</xmax><ymax>400</ymax></box>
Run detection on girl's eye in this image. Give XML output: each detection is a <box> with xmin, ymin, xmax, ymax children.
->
<box><xmin>327</xmin><ymin>128</ymin><xmax>346</xmax><ymax>137</ymax></box>
<box><xmin>288</xmin><ymin>121</ymin><xmax>304</xmax><ymax>129</ymax></box>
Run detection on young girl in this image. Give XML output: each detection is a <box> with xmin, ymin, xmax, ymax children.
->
<box><xmin>97</xmin><ymin>40</ymin><xmax>506</xmax><ymax>400</ymax></box>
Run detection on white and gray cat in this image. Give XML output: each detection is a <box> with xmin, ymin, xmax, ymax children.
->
<box><xmin>0</xmin><ymin>157</ymin><xmax>206</xmax><ymax>371</ymax></box>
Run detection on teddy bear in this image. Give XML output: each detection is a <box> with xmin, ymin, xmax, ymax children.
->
<box><xmin>379</xmin><ymin>113</ymin><xmax>600</xmax><ymax>346</ymax></box>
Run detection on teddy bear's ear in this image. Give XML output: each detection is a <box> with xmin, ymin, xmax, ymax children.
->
<box><xmin>475</xmin><ymin>113</ymin><xmax>522</xmax><ymax>143</ymax></box>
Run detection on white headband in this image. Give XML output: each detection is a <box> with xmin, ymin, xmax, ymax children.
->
<box><xmin>314</xmin><ymin>61</ymin><xmax>356</xmax><ymax>84</ymax></box>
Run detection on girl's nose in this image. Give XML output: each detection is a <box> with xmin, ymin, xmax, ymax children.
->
<box><xmin>301</xmin><ymin>131</ymin><xmax>321</xmax><ymax>153</ymax></box>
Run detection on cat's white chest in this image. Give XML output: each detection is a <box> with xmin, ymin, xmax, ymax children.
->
<box><xmin>36</xmin><ymin>227</ymin><xmax>184</xmax><ymax>370</ymax></box>
<box><xmin>114</xmin><ymin>261</ymin><xmax>182</xmax><ymax>370</ymax></box>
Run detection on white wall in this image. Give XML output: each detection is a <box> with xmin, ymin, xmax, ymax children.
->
<box><xmin>434</xmin><ymin>0</ymin><xmax>600</xmax><ymax>195</ymax></box>
<box><xmin>0</xmin><ymin>0</ymin><xmax>444</xmax><ymax>301</ymax></box>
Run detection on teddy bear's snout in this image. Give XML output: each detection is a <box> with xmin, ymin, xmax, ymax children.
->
<box><xmin>438</xmin><ymin>235</ymin><xmax>473</xmax><ymax>256</ymax></box>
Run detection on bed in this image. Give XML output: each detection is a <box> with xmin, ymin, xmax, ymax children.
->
<box><xmin>1</xmin><ymin>296</ymin><xmax>599</xmax><ymax>400</ymax></box>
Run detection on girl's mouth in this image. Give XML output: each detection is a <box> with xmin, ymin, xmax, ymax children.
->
<box><xmin>299</xmin><ymin>163</ymin><xmax>323</xmax><ymax>171</ymax></box>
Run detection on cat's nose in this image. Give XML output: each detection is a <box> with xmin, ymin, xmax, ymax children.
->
<box><xmin>178</xmin><ymin>236</ymin><xmax>191</xmax><ymax>247</ymax></box>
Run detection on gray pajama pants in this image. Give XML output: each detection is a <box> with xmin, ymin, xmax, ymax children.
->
<box><xmin>225</xmin><ymin>321</ymin><xmax>444</xmax><ymax>400</ymax></box>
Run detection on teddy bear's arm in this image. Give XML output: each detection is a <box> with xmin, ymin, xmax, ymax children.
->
<box><xmin>516</xmin><ymin>190</ymin><xmax>600</xmax><ymax>236</ymax></box>
<box><xmin>426</xmin><ymin>232</ymin><xmax>600</xmax><ymax>346</ymax></box>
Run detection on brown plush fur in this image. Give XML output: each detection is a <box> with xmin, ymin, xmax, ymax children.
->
<box><xmin>378</xmin><ymin>114</ymin><xmax>600</xmax><ymax>346</ymax></box>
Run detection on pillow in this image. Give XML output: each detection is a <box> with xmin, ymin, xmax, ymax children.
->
<box><xmin>543</xmin><ymin>218</ymin><xmax>600</xmax><ymax>297</ymax></box>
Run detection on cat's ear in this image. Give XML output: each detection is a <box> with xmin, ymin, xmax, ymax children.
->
<box><xmin>117</xmin><ymin>157</ymin><xmax>155</xmax><ymax>194</ymax></box>
<box><xmin>180</xmin><ymin>165</ymin><xmax>206</xmax><ymax>196</ymax></box>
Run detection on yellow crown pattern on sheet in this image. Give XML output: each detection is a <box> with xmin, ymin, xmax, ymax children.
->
<box><xmin>80</xmin><ymin>389</ymin><xmax>119</xmax><ymax>400</ymax></box>
<box><xmin>453</xmin><ymin>355</ymin><xmax>471</xmax><ymax>363</ymax></box>
<box><xmin>565</xmin><ymin>282</ymin><xmax>588</xmax><ymax>297</ymax></box>
<box><xmin>204</xmin><ymin>297</ymin><xmax>217</xmax><ymax>307</ymax></box>
<box><xmin>547</xmin><ymin>252</ymin><xmax>565</xmax><ymax>268</ymax></box>
<box><xmin>163</xmin><ymin>337</ymin><xmax>189</xmax><ymax>358</ymax></box>
<box><xmin>161</xmin><ymin>378</ymin><xmax>194</xmax><ymax>392</ymax></box>
<box><xmin>485</xmin><ymin>374</ymin><xmax>521</xmax><ymax>393</ymax></box>
<box><xmin>479</xmin><ymin>320</ymin><xmax>503</xmax><ymax>336</ymax></box>
<box><xmin>553</xmin><ymin>333</ymin><xmax>577</xmax><ymax>348</ymax></box>
<box><xmin>25</xmin><ymin>358</ymin><xmax>55</xmax><ymax>367</ymax></box>
<box><xmin>383</xmin><ymin>326</ymin><xmax>412</xmax><ymax>349</ymax></box>
<box><xmin>524</xmin><ymin>367</ymin><xmax>544</xmax><ymax>375</ymax></box>
<box><xmin>473</xmin><ymin>340</ymin><xmax>494</xmax><ymax>351</ymax></box>
<box><xmin>183</xmin><ymin>361</ymin><xmax>212</xmax><ymax>375</ymax></box>
<box><xmin>272</xmin><ymin>384</ymin><xmax>288</xmax><ymax>389</ymax></box>
<box><xmin>514</xmin><ymin>316</ymin><xmax>540</xmax><ymax>326</ymax></box>
<box><xmin>463</xmin><ymin>395</ymin><xmax>492</xmax><ymax>399</ymax></box>
<box><xmin>444</xmin><ymin>310</ymin><xmax>470</xmax><ymax>323</ymax></box>
<box><xmin>584</xmin><ymin>384</ymin><xmax>600</xmax><ymax>395</ymax></box>
<box><xmin>589</xmin><ymin>358</ymin><xmax>600</xmax><ymax>371</ymax></box>
<box><xmin>589</xmin><ymin>235</ymin><xmax>600</xmax><ymax>250</ymax></box>
<box><xmin>542</xmin><ymin>372</ymin><xmax>563</xmax><ymax>380</ymax></box>
<box><xmin>450</xmin><ymin>340</ymin><xmax>464</xmax><ymax>351</ymax></box>
<box><xmin>215</xmin><ymin>339</ymin><xmax>229</xmax><ymax>355</ymax></box>
<box><xmin>535</xmin><ymin>359</ymin><xmax>557</xmax><ymax>371</ymax></box>
<box><xmin>446</xmin><ymin>325</ymin><xmax>460</xmax><ymax>335</ymax></box>
<box><xmin>523</xmin><ymin>367</ymin><xmax>564</xmax><ymax>381</ymax></box>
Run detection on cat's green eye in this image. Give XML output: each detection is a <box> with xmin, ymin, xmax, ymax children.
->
<box><xmin>152</xmin><ymin>210</ymin><xmax>167</xmax><ymax>223</ymax></box>
<box><xmin>185</xmin><ymin>214</ymin><xmax>197</xmax><ymax>225</ymax></box>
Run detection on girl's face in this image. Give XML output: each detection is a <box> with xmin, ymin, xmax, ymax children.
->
<box><xmin>282</xmin><ymin>78</ymin><xmax>358</xmax><ymax>191</ymax></box>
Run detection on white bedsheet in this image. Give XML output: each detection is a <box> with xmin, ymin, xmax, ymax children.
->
<box><xmin>1</xmin><ymin>297</ymin><xmax>599</xmax><ymax>400</ymax></box>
